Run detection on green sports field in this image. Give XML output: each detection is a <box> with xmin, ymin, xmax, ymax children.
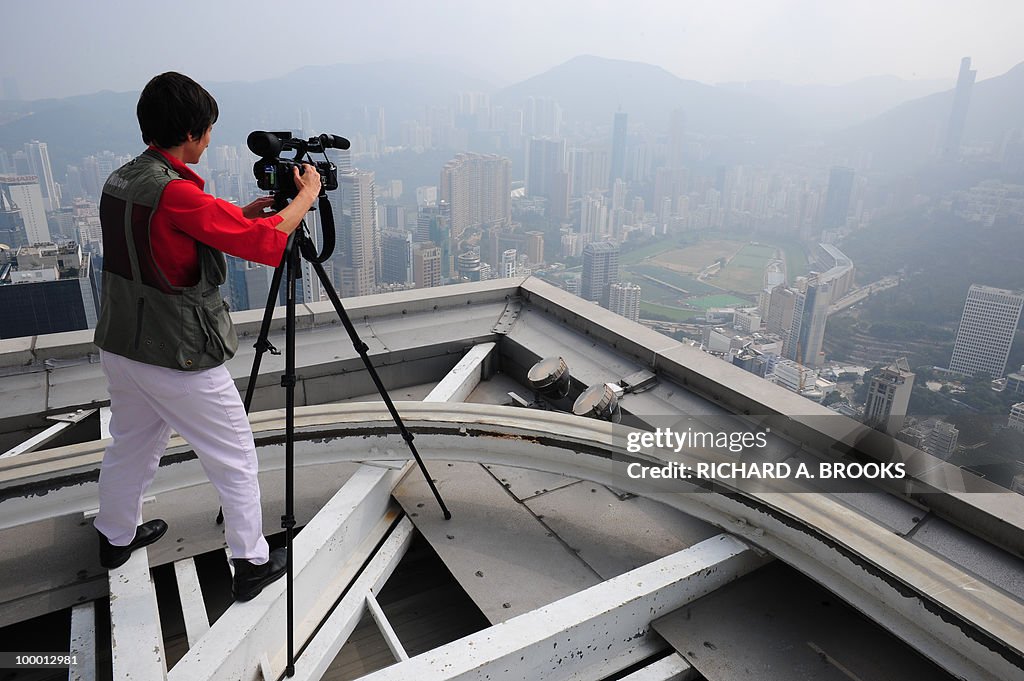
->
<box><xmin>623</xmin><ymin>235</ymin><xmax>806</xmax><ymax>321</ymax></box>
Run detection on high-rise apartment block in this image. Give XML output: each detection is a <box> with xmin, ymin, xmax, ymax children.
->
<box><xmin>924</xmin><ymin>420</ymin><xmax>959</xmax><ymax>460</ymax></box>
<box><xmin>440</xmin><ymin>153</ymin><xmax>511</xmax><ymax>244</ymax></box>
<box><xmin>331</xmin><ymin>170</ymin><xmax>379</xmax><ymax>298</ymax></box>
<box><xmin>568</xmin><ymin>147</ymin><xmax>610</xmax><ymax>197</ymax></box>
<box><xmin>381</xmin><ymin>231</ymin><xmax>413</xmax><ymax>285</ymax></box>
<box><xmin>525</xmin><ymin>231</ymin><xmax>544</xmax><ymax>266</ymax></box>
<box><xmin>526</xmin><ymin>138</ymin><xmax>563</xmax><ymax>198</ymax></box>
<box><xmin>581</xmin><ymin>241</ymin><xmax>619</xmax><ymax>304</ymax></box>
<box><xmin>949</xmin><ymin>285</ymin><xmax>1024</xmax><ymax>378</ymax></box>
<box><xmin>526</xmin><ymin>138</ymin><xmax>569</xmax><ymax>221</ymax></box>
<box><xmin>500</xmin><ymin>248</ymin><xmax>518</xmax><ymax>279</ymax></box>
<box><xmin>412</xmin><ymin>242</ymin><xmax>442</xmax><ymax>289</ymax></box>
<box><xmin>864</xmin><ymin>358</ymin><xmax>915</xmax><ymax>436</ymax></box>
<box><xmin>608</xmin><ymin>282</ymin><xmax>641</xmax><ymax>323</ymax></box>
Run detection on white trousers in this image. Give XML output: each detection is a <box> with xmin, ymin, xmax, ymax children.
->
<box><xmin>94</xmin><ymin>350</ymin><xmax>270</xmax><ymax>563</ymax></box>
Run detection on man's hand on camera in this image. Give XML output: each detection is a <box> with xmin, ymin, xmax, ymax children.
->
<box><xmin>274</xmin><ymin>164</ymin><xmax>324</xmax><ymax>235</ymax></box>
<box><xmin>294</xmin><ymin>164</ymin><xmax>321</xmax><ymax>200</ymax></box>
<box><xmin>241</xmin><ymin>196</ymin><xmax>276</xmax><ymax>219</ymax></box>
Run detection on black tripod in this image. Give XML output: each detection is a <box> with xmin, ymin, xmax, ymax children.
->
<box><xmin>236</xmin><ymin>198</ymin><xmax>451</xmax><ymax>678</ymax></box>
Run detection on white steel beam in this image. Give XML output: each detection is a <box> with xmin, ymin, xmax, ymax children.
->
<box><xmin>423</xmin><ymin>342</ymin><xmax>495</xmax><ymax>403</ymax></box>
<box><xmin>352</xmin><ymin>534</ymin><xmax>765</xmax><ymax>681</ymax></box>
<box><xmin>68</xmin><ymin>602</ymin><xmax>96</xmax><ymax>681</ymax></box>
<box><xmin>0</xmin><ymin>409</ymin><xmax>96</xmax><ymax>459</ymax></box>
<box><xmin>366</xmin><ymin>592</ymin><xmax>410</xmax><ymax>662</ymax></box>
<box><xmin>561</xmin><ymin>639</ymin><xmax>665</xmax><ymax>681</ymax></box>
<box><xmin>617</xmin><ymin>653</ymin><xmax>695</xmax><ymax>681</ymax></box>
<box><xmin>173</xmin><ymin>558</ymin><xmax>210</xmax><ymax>647</ymax></box>
<box><xmin>288</xmin><ymin>517</ymin><xmax>416</xmax><ymax>681</ymax></box>
<box><xmin>108</xmin><ymin>548</ymin><xmax>167</xmax><ymax>681</ymax></box>
<box><xmin>168</xmin><ymin>463</ymin><xmax>409</xmax><ymax>681</ymax></box>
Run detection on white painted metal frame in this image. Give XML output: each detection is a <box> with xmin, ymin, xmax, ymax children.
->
<box><xmin>353</xmin><ymin>534</ymin><xmax>765</xmax><ymax>680</ymax></box>
<box><xmin>617</xmin><ymin>653</ymin><xmax>694</xmax><ymax>681</ymax></box>
<box><xmin>288</xmin><ymin>517</ymin><xmax>416</xmax><ymax>681</ymax></box>
<box><xmin>423</xmin><ymin>342</ymin><xmax>494</xmax><ymax>403</ymax></box>
<box><xmin>167</xmin><ymin>464</ymin><xmax>408</xmax><ymax>681</ymax></box>
<box><xmin>69</xmin><ymin>602</ymin><xmax>96</xmax><ymax>681</ymax></box>
<box><xmin>108</xmin><ymin>548</ymin><xmax>166</xmax><ymax>681</ymax></box>
<box><xmin>365</xmin><ymin>592</ymin><xmax>410</xmax><ymax>662</ymax></box>
<box><xmin>0</xmin><ymin>409</ymin><xmax>96</xmax><ymax>459</ymax></box>
<box><xmin>172</xmin><ymin>558</ymin><xmax>210</xmax><ymax>647</ymax></box>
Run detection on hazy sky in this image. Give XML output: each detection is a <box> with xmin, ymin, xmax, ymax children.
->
<box><xmin>3</xmin><ymin>0</ymin><xmax>1022</xmax><ymax>100</ymax></box>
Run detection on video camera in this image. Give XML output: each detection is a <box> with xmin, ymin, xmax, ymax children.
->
<box><xmin>246</xmin><ymin>130</ymin><xmax>349</xmax><ymax>200</ymax></box>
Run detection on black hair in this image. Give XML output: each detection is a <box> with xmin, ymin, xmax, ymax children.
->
<box><xmin>136</xmin><ymin>72</ymin><xmax>219</xmax><ymax>148</ymax></box>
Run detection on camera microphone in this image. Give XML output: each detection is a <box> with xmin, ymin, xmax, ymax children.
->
<box><xmin>318</xmin><ymin>134</ymin><xmax>351</xmax><ymax>150</ymax></box>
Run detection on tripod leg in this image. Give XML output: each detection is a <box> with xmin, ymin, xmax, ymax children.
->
<box><xmin>242</xmin><ymin>248</ymin><xmax>288</xmax><ymax>412</ymax></box>
<box><xmin>308</xmin><ymin>257</ymin><xmax>452</xmax><ymax>520</ymax></box>
<box><xmin>283</xmin><ymin>234</ymin><xmax>300</xmax><ymax>677</ymax></box>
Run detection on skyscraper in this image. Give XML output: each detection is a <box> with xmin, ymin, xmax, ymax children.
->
<box><xmin>525</xmin><ymin>97</ymin><xmax>561</xmax><ymax>137</ymax></box>
<box><xmin>440</xmin><ymin>153</ymin><xmax>511</xmax><ymax>244</ymax></box>
<box><xmin>0</xmin><ymin>176</ymin><xmax>49</xmax><ymax>244</ymax></box>
<box><xmin>767</xmin><ymin>285</ymin><xmax>798</xmax><ymax>338</ymax></box>
<box><xmin>0</xmin><ymin>186</ymin><xmax>26</xmax><ymax>247</ymax></box>
<box><xmin>942</xmin><ymin>57</ymin><xmax>977</xmax><ymax>161</ymax></box>
<box><xmin>609</xmin><ymin>112</ymin><xmax>627</xmax><ymax>187</ymax></box>
<box><xmin>949</xmin><ymin>285</ymin><xmax>1024</xmax><ymax>378</ymax></box>
<box><xmin>500</xmin><ymin>248</ymin><xmax>518</xmax><ymax>279</ymax></box>
<box><xmin>412</xmin><ymin>242</ymin><xmax>441</xmax><ymax>289</ymax></box>
<box><xmin>821</xmin><ymin>167</ymin><xmax>854</xmax><ymax>231</ymax></box>
<box><xmin>608</xmin><ymin>282</ymin><xmax>641</xmax><ymax>323</ymax></box>
<box><xmin>381</xmin><ymin>230</ymin><xmax>413</xmax><ymax>285</ymax></box>
<box><xmin>525</xmin><ymin>138</ymin><xmax>568</xmax><ymax>221</ymax></box>
<box><xmin>416</xmin><ymin>205</ymin><xmax>451</xmax><ymax>279</ymax></box>
<box><xmin>864</xmin><ymin>358</ymin><xmax>916</xmax><ymax>436</ymax></box>
<box><xmin>331</xmin><ymin>170</ymin><xmax>379</xmax><ymax>298</ymax></box>
<box><xmin>525</xmin><ymin>231</ymin><xmax>544</xmax><ymax>266</ymax></box>
<box><xmin>568</xmin><ymin>147</ymin><xmax>610</xmax><ymax>197</ymax></box>
<box><xmin>526</xmin><ymin>138</ymin><xmax>564</xmax><ymax>198</ymax></box>
<box><xmin>581</xmin><ymin>241</ymin><xmax>619</xmax><ymax>305</ymax></box>
<box><xmin>786</xmin><ymin>279</ymin><xmax>831</xmax><ymax>369</ymax></box>
<box><xmin>23</xmin><ymin>141</ymin><xmax>59</xmax><ymax>212</ymax></box>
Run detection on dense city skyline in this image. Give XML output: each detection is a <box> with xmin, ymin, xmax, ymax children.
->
<box><xmin>2</xmin><ymin>5</ymin><xmax>1023</xmax><ymax>485</ymax></box>
<box><xmin>3</xmin><ymin>1</ymin><xmax>1024</xmax><ymax>100</ymax></box>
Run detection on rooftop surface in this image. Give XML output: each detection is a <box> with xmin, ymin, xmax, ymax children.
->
<box><xmin>0</xmin><ymin>277</ymin><xmax>1022</xmax><ymax>680</ymax></box>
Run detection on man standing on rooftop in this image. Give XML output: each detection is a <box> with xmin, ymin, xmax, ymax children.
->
<box><xmin>92</xmin><ymin>72</ymin><xmax>321</xmax><ymax>601</ymax></box>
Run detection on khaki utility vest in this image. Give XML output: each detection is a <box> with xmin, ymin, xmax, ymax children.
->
<box><xmin>94</xmin><ymin>149</ymin><xmax>238</xmax><ymax>370</ymax></box>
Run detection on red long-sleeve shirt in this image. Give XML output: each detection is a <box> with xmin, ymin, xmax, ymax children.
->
<box><xmin>148</xmin><ymin>147</ymin><xmax>286</xmax><ymax>287</ymax></box>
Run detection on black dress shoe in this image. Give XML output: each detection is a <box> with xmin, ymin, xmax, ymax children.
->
<box><xmin>97</xmin><ymin>520</ymin><xmax>168</xmax><ymax>569</ymax></box>
<box><xmin>232</xmin><ymin>547</ymin><xmax>288</xmax><ymax>602</ymax></box>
